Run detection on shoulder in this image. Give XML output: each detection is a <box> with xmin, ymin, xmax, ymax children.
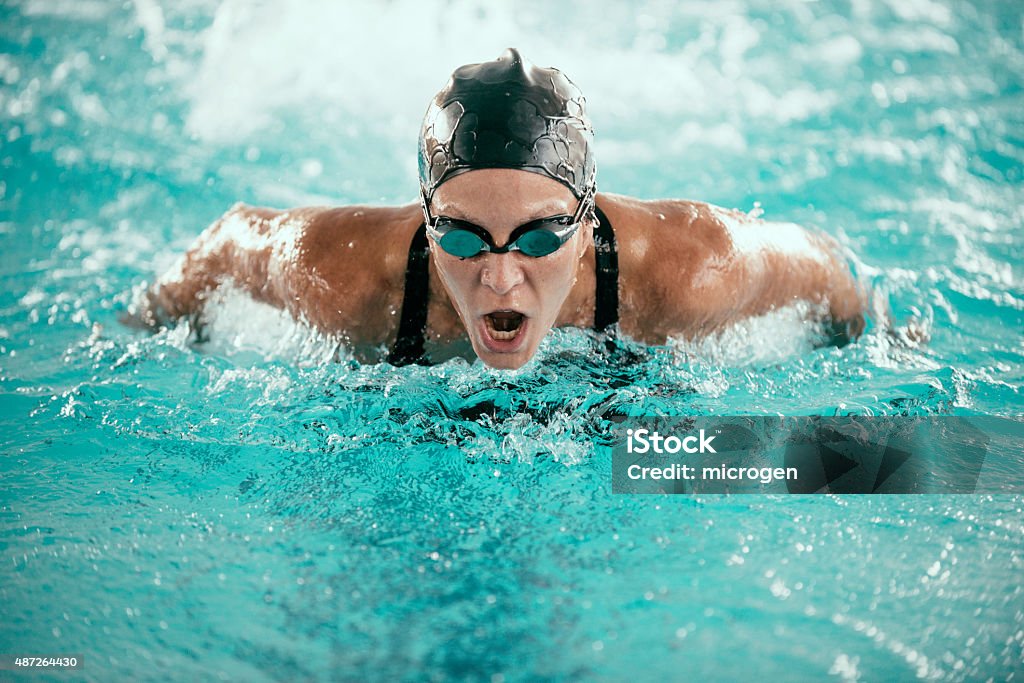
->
<box><xmin>281</xmin><ymin>202</ymin><xmax>423</xmax><ymax>344</ymax></box>
<box><xmin>295</xmin><ymin>202</ymin><xmax>423</xmax><ymax>288</ymax></box>
<box><xmin>595</xmin><ymin>193</ymin><xmax>733</xmax><ymax>256</ymax></box>
<box><xmin>216</xmin><ymin>201</ymin><xmax>421</xmax><ymax>271</ymax></box>
<box><xmin>211</xmin><ymin>201</ymin><xmax>424</xmax><ymax>344</ymax></box>
<box><xmin>596</xmin><ymin>192</ymin><xmax>736</xmax><ymax>286</ymax></box>
<box><xmin>595</xmin><ymin>193</ymin><xmax>753</xmax><ymax>339</ymax></box>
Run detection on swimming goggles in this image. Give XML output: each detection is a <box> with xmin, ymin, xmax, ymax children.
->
<box><xmin>422</xmin><ymin>186</ymin><xmax>594</xmax><ymax>259</ymax></box>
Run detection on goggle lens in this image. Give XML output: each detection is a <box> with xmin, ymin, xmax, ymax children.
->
<box><xmin>439</xmin><ymin>230</ymin><xmax>489</xmax><ymax>258</ymax></box>
<box><xmin>513</xmin><ymin>227</ymin><xmax>562</xmax><ymax>257</ymax></box>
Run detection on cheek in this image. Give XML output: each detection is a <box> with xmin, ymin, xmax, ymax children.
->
<box><xmin>529</xmin><ymin>254</ymin><xmax>578</xmax><ymax>304</ymax></box>
<box><xmin>552</xmin><ymin>244</ymin><xmax>584</xmax><ymax>286</ymax></box>
<box><xmin>536</xmin><ymin>262</ymin><xmax>571</xmax><ymax>291</ymax></box>
<box><xmin>434</xmin><ymin>255</ymin><xmax>478</xmax><ymax>302</ymax></box>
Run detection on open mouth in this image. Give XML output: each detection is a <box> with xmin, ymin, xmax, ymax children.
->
<box><xmin>484</xmin><ymin>311</ymin><xmax>525</xmax><ymax>339</ymax></box>
<box><xmin>480</xmin><ymin>310</ymin><xmax>528</xmax><ymax>352</ymax></box>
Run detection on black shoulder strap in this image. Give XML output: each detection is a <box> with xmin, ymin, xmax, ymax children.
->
<box><xmin>386</xmin><ymin>223</ymin><xmax>430</xmax><ymax>366</ymax></box>
<box><xmin>593</xmin><ymin>203</ymin><xmax>619</xmax><ymax>331</ymax></box>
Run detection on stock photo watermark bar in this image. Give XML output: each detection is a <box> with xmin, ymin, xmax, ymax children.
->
<box><xmin>610</xmin><ymin>416</ymin><xmax>1024</xmax><ymax>494</ymax></box>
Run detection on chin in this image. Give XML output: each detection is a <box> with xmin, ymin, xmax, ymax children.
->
<box><xmin>471</xmin><ymin>335</ymin><xmax>540</xmax><ymax>370</ymax></box>
<box><xmin>479</xmin><ymin>351</ymin><xmax>531</xmax><ymax>370</ymax></box>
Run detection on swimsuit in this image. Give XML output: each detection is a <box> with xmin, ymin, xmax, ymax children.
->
<box><xmin>387</xmin><ymin>203</ymin><xmax>619</xmax><ymax>366</ymax></box>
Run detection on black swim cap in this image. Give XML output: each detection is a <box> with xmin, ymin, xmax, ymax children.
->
<box><xmin>419</xmin><ymin>48</ymin><xmax>596</xmax><ymax>203</ymax></box>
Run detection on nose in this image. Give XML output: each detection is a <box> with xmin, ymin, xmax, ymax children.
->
<box><xmin>480</xmin><ymin>253</ymin><xmax>525</xmax><ymax>295</ymax></box>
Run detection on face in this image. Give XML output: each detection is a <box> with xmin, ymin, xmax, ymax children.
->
<box><xmin>428</xmin><ymin>169</ymin><xmax>592</xmax><ymax>369</ymax></box>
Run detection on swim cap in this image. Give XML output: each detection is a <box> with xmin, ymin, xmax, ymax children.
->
<box><xmin>419</xmin><ymin>48</ymin><xmax>596</xmax><ymax>203</ymax></box>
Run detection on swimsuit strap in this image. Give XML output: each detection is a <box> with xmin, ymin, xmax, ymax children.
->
<box><xmin>387</xmin><ymin>208</ymin><xmax>620</xmax><ymax>365</ymax></box>
<box><xmin>593</xmin><ymin>203</ymin><xmax>619</xmax><ymax>331</ymax></box>
<box><xmin>386</xmin><ymin>222</ymin><xmax>431</xmax><ymax>366</ymax></box>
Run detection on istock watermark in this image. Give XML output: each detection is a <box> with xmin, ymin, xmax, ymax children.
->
<box><xmin>626</xmin><ymin>428</ymin><xmax>718</xmax><ymax>454</ymax></box>
<box><xmin>610</xmin><ymin>416</ymin><xmax>1024</xmax><ymax>494</ymax></box>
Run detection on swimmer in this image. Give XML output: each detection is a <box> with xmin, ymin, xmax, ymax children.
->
<box><xmin>128</xmin><ymin>48</ymin><xmax>866</xmax><ymax>370</ymax></box>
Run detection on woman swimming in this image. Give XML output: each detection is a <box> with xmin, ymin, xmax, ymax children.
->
<box><xmin>129</xmin><ymin>48</ymin><xmax>865</xmax><ymax>369</ymax></box>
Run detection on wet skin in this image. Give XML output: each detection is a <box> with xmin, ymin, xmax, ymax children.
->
<box><xmin>134</xmin><ymin>168</ymin><xmax>866</xmax><ymax>368</ymax></box>
<box><xmin>426</xmin><ymin>171</ymin><xmax>595</xmax><ymax>369</ymax></box>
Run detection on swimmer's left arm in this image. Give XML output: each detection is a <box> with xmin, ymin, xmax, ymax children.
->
<box><xmin>720</xmin><ymin>211</ymin><xmax>867</xmax><ymax>342</ymax></box>
<box><xmin>661</xmin><ymin>204</ymin><xmax>866</xmax><ymax>343</ymax></box>
<box><xmin>754</xmin><ymin>233</ymin><xmax>866</xmax><ymax>343</ymax></box>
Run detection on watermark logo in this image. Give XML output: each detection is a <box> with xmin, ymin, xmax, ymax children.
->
<box><xmin>610</xmin><ymin>416</ymin><xmax>1022</xmax><ymax>495</ymax></box>
<box><xmin>626</xmin><ymin>428</ymin><xmax>717</xmax><ymax>454</ymax></box>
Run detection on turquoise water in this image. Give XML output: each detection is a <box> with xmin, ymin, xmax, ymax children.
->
<box><xmin>2</xmin><ymin>0</ymin><xmax>1023</xmax><ymax>680</ymax></box>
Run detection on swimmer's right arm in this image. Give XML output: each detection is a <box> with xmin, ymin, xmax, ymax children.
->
<box><xmin>126</xmin><ymin>202</ymin><xmax>412</xmax><ymax>346</ymax></box>
<box><xmin>125</xmin><ymin>203</ymin><xmax>301</xmax><ymax>331</ymax></box>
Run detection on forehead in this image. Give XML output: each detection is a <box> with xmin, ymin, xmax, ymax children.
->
<box><xmin>430</xmin><ymin>168</ymin><xmax>576</xmax><ymax>221</ymax></box>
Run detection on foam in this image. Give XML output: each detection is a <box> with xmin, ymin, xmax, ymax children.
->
<box><xmin>197</xmin><ymin>283</ymin><xmax>343</xmax><ymax>366</ymax></box>
<box><xmin>178</xmin><ymin>0</ymin><xmax>843</xmax><ymax>145</ymax></box>
<box><xmin>668</xmin><ymin>300</ymin><xmax>828</xmax><ymax>367</ymax></box>
<box><xmin>131</xmin><ymin>0</ymin><xmax>168</xmax><ymax>63</ymax></box>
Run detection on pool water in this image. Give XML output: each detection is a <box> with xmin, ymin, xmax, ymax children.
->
<box><xmin>2</xmin><ymin>0</ymin><xmax>1022</xmax><ymax>680</ymax></box>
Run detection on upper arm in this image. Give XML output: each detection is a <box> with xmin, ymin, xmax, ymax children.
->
<box><xmin>140</xmin><ymin>203</ymin><xmax>303</xmax><ymax>325</ymax></box>
<box><xmin>139</xmin><ymin>201</ymin><xmax>417</xmax><ymax>346</ymax></box>
<box><xmin>283</xmin><ymin>205</ymin><xmax>417</xmax><ymax>345</ymax></box>
<box><xmin>630</xmin><ymin>201</ymin><xmax>865</xmax><ymax>340</ymax></box>
<box><xmin>706</xmin><ymin>206</ymin><xmax>866</xmax><ymax>333</ymax></box>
